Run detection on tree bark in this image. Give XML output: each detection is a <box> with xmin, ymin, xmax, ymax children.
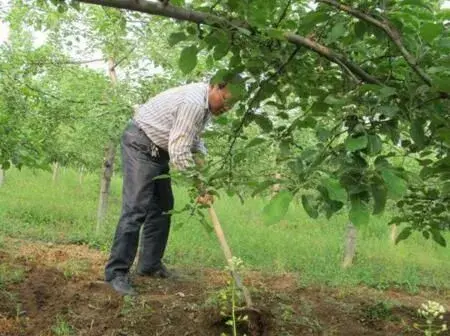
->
<box><xmin>342</xmin><ymin>222</ymin><xmax>357</xmax><ymax>269</ymax></box>
<box><xmin>96</xmin><ymin>57</ymin><xmax>118</xmax><ymax>232</ymax></box>
<box><xmin>75</xmin><ymin>0</ymin><xmax>381</xmax><ymax>85</ymax></box>
<box><xmin>0</xmin><ymin>168</ymin><xmax>4</xmax><ymax>187</ymax></box>
<box><xmin>96</xmin><ymin>141</ymin><xmax>116</xmax><ymax>232</ymax></box>
<box><xmin>390</xmin><ymin>224</ymin><xmax>397</xmax><ymax>244</ymax></box>
<box><xmin>52</xmin><ymin>161</ymin><xmax>59</xmax><ymax>183</ymax></box>
<box><xmin>79</xmin><ymin>165</ymin><xmax>85</xmax><ymax>185</ymax></box>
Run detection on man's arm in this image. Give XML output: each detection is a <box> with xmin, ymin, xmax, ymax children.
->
<box><xmin>192</xmin><ymin>136</ymin><xmax>208</xmax><ymax>156</ymax></box>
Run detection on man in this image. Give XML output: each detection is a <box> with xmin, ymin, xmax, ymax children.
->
<box><xmin>105</xmin><ymin>77</ymin><xmax>237</xmax><ymax>296</ymax></box>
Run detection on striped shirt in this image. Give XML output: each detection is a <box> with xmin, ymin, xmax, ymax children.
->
<box><xmin>134</xmin><ymin>82</ymin><xmax>211</xmax><ymax>170</ymax></box>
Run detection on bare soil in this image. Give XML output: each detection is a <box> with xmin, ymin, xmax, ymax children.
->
<box><xmin>0</xmin><ymin>237</ymin><xmax>448</xmax><ymax>336</ymax></box>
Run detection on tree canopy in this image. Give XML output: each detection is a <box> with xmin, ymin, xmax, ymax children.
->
<box><xmin>1</xmin><ymin>0</ymin><xmax>449</xmax><ymax>245</ymax></box>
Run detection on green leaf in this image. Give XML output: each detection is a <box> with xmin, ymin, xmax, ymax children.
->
<box><xmin>420</xmin><ymin>22</ymin><xmax>443</xmax><ymax>43</ymax></box>
<box><xmin>395</xmin><ymin>227</ymin><xmax>412</xmax><ymax>244</ymax></box>
<box><xmin>430</xmin><ymin>229</ymin><xmax>447</xmax><ymax>247</ymax></box>
<box><xmin>246</xmin><ymin>136</ymin><xmax>267</xmax><ymax>148</ymax></box>
<box><xmin>328</xmin><ymin>22</ymin><xmax>346</xmax><ymax>42</ymax></box>
<box><xmin>376</xmin><ymin>105</ymin><xmax>399</xmax><ymax>117</ymax></box>
<box><xmin>441</xmin><ymin>182</ymin><xmax>450</xmax><ymax>196</ymax></box>
<box><xmin>322</xmin><ymin>177</ymin><xmax>347</xmax><ymax>203</ymax></box>
<box><xmin>367</xmin><ymin>134</ymin><xmax>382</xmax><ymax>155</ymax></box>
<box><xmin>379</xmin><ymin>86</ymin><xmax>397</xmax><ymax>99</ymax></box>
<box><xmin>227</xmin><ymin>0</ymin><xmax>239</xmax><ymax>11</ymax></box>
<box><xmin>251</xmin><ymin>180</ymin><xmax>276</xmax><ymax>197</ymax></box>
<box><xmin>324</xmin><ymin>95</ymin><xmax>342</xmax><ymax>105</ymax></box>
<box><xmin>179</xmin><ymin>45</ymin><xmax>198</xmax><ymax>74</ymax></box>
<box><xmin>410</xmin><ymin>119</ymin><xmax>426</xmax><ymax>148</ymax></box>
<box><xmin>253</xmin><ymin>114</ymin><xmax>273</xmax><ymax>132</ymax></box>
<box><xmin>371</xmin><ymin>181</ymin><xmax>387</xmax><ymax>215</ymax></box>
<box><xmin>354</xmin><ymin>21</ymin><xmax>367</xmax><ymax>38</ymax></box>
<box><xmin>381</xmin><ymin>169</ymin><xmax>407</xmax><ymax>200</ymax></box>
<box><xmin>345</xmin><ymin>134</ymin><xmax>368</xmax><ymax>152</ymax></box>
<box><xmin>301</xmin><ymin>195</ymin><xmax>318</xmax><ymax>219</ymax></box>
<box><xmin>266</xmin><ymin>28</ymin><xmax>285</xmax><ymax>40</ymax></box>
<box><xmin>168</xmin><ymin>32</ymin><xmax>188</xmax><ymax>47</ymax></box>
<box><xmin>432</xmin><ymin>75</ymin><xmax>450</xmax><ymax>92</ymax></box>
<box><xmin>262</xmin><ymin>190</ymin><xmax>293</xmax><ymax>225</ymax></box>
<box><xmin>349</xmin><ymin>199</ymin><xmax>370</xmax><ymax>226</ymax></box>
<box><xmin>400</xmin><ymin>0</ymin><xmax>432</xmax><ymax>10</ymax></box>
<box><xmin>213</xmin><ymin>41</ymin><xmax>230</xmax><ymax>60</ymax></box>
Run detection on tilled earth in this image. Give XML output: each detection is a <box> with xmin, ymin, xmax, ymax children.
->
<box><xmin>0</xmin><ymin>237</ymin><xmax>449</xmax><ymax>336</ymax></box>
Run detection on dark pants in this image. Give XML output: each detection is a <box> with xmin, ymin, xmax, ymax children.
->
<box><xmin>105</xmin><ymin>122</ymin><xmax>174</xmax><ymax>281</ymax></box>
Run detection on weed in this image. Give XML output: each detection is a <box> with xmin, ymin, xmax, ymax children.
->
<box><xmin>362</xmin><ymin>301</ymin><xmax>394</xmax><ymax>322</ymax></box>
<box><xmin>51</xmin><ymin>315</ymin><xmax>75</xmax><ymax>336</ymax></box>
<box><xmin>57</xmin><ymin>260</ymin><xmax>90</xmax><ymax>280</ymax></box>
<box><xmin>0</xmin><ymin>264</ymin><xmax>25</xmax><ymax>288</ymax></box>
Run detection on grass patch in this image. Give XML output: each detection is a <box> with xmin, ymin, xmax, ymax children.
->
<box><xmin>0</xmin><ymin>167</ymin><xmax>449</xmax><ymax>291</ymax></box>
<box><xmin>56</xmin><ymin>260</ymin><xmax>91</xmax><ymax>280</ymax></box>
<box><xmin>51</xmin><ymin>315</ymin><xmax>75</xmax><ymax>336</ymax></box>
<box><xmin>0</xmin><ymin>263</ymin><xmax>26</xmax><ymax>288</ymax></box>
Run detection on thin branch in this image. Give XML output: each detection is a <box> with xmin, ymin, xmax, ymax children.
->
<box><xmin>28</xmin><ymin>58</ymin><xmax>105</xmax><ymax>66</ymax></box>
<box><xmin>112</xmin><ymin>45</ymin><xmax>137</xmax><ymax>69</ymax></box>
<box><xmin>75</xmin><ymin>0</ymin><xmax>381</xmax><ymax>85</ymax></box>
<box><xmin>222</xmin><ymin>47</ymin><xmax>301</xmax><ymax>169</ymax></box>
<box><xmin>209</xmin><ymin>0</ymin><xmax>221</xmax><ymax>12</ymax></box>
<box><xmin>416</xmin><ymin>93</ymin><xmax>450</xmax><ymax>109</ymax></box>
<box><xmin>285</xmin><ymin>32</ymin><xmax>381</xmax><ymax>84</ymax></box>
<box><xmin>274</xmin><ymin>0</ymin><xmax>292</xmax><ymax>28</ymax></box>
<box><xmin>318</xmin><ymin>0</ymin><xmax>433</xmax><ymax>87</ymax></box>
<box><xmin>22</xmin><ymin>82</ymin><xmax>111</xmax><ymax>107</ymax></box>
<box><xmin>360</xmin><ymin>54</ymin><xmax>397</xmax><ymax>65</ymax></box>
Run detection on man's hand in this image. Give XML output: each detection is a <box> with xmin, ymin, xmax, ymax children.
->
<box><xmin>196</xmin><ymin>193</ymin><xmax>214</xmax><ymax>206</ymax></box>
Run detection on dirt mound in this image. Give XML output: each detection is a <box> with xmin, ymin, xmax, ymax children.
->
<box><xmin>0</xmin><ymin>237</ymin><xmax>448</xmax><ymax>336</ymax></box>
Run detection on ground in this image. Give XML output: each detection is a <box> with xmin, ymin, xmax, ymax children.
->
<box><xmin>0</xmin><ymin>237</ymin><xmax>448</xmax><ymax>336</ymax></box>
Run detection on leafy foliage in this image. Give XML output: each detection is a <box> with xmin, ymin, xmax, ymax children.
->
<box><xmin>1</xmin><ymin>0</ymin><xmax>449</xmax><ymax>244</ymax></box>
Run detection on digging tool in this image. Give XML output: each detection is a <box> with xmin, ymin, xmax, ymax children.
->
<box><xmin>207</xmin><ymin>205</ymin><xmax>253</xmax><ymax>307</ymax></box>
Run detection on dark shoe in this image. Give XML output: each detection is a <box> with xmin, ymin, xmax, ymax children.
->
<box><xmin>137</xmin><ymin>264</ymin><xmax>175</xmax><ymax>279</ymax></box>
<box><xmin>107</xmin><ymin>274</ymin><xmax>136</xmax><ymax>296</ymax></box>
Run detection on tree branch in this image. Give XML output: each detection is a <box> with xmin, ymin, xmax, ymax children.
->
<box><xmin>28</xmin><ymin>58</ymin><xmax>105</xmax><ymax>66</ymax></box>
<box><xmin>75</xmin><ymin>0</ymin><xmax>381</xmax><ymax>85</ymax></box>
<box><xmin>317</xmin><ymin>0</ymin><xmax>433</xmax><ymax>87</ymax></box>
<box><xmin>274</xmin><ymin>0</ymin><xmax>292</xmax><ymax>28</ymax></box>
<box><xmin>222</xmin><ymin>47</ymin><xmax>301</xmax><ymax>169</ymax></box>
<box><xmin>111</xmin><ymin>45</ymin><xmax>137</xmax><ymax>69</ymax></box>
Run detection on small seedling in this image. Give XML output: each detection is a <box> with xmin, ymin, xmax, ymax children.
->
<box><xmin>51</xmin><ymin>315</ymin><xmax>75</xmax><ymax>336</ymax></box>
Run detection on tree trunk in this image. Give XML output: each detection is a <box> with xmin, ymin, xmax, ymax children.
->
<box><xmin>390</xmin><ymin>224</ymin><xmax>397</xmax><ymax>244</ymax></box>
<box><xmin>52</xmin><ymin>162</ymin><xmax>59</xmax><ymax>183</ymax></box>
<box><xmin>79</xmin><ymin>166</ymin><xmax>85</xmax><ymax>185</ymax></box>
<box><xmin>342</xmin><ymin>222</ymin><xmax>357</xmax><ymax>269</ymax></box>
<box><xmin>96</xmin><ymin>142</ymin><xmax>116</xmax><ymax>232</ymax></box>
<box><xmin>0</xmin><ymin>168</ymin><xmax>4</xmax><ymax>187</ymax></box>
<box><xmin>96</xmin><ymin>57</ymin><xmax>118</xmax><ymax>233</ymax></box>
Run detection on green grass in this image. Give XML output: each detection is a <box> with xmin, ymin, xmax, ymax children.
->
<box><xmin>0</xmin><ymin>167</ymin><xmax>449</xmax><ymax>291</ymax></box>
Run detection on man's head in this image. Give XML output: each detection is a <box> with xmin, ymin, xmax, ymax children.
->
<box><xmin>208</xmin><ymin>73</ymin><xmax>243</xmax><ymax>116</ymax></box>
<box><xmin>208</xmin><ymin>83</ymin><xmax>232</xmax><ymax>116</ymax></box>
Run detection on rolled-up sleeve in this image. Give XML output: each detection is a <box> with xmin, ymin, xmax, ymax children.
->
<box><xmin>168</xmin><ymin>103</ymin><xmax>204</xmax><ymax>170</ymax></box>
<box><xmin>192</xmin><ymin>136</ymin><xmax>207</xmax><ymax>155</ymax></box>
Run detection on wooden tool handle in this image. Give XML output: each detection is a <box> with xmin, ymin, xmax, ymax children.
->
<box><xmin>208</xmin><ymin>205</ymin><xmax>253</xmax><ymax>307</ymax></box>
